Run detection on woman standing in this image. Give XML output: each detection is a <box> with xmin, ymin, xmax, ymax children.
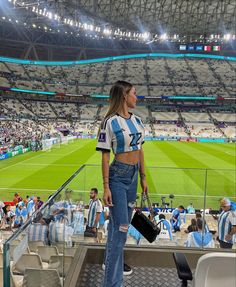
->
<box><xmin>96</xmin><ymin>81</ymin><xmax>148</xmax><ymax>287</ymax></box>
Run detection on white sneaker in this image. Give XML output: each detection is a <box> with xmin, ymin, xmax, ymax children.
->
<box><xmin>102</xmin><ymin>263</ymin><xmax>133</xmax><ymax>276</ymax></box>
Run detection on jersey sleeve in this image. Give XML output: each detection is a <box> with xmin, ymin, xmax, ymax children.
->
<box><xmin>229</xmin><ymin>211</ymin><xmax>236</xmax><ymax>225</ymax></box>
<box><xmin>96</xmin><ymin>120</ymin><xmax>112</xmax><ymax>152</ymax></box>
<box><xmin>96</xmin><ymin>200</ymin><xmax>103</xmax><ymax>213</ymax></box>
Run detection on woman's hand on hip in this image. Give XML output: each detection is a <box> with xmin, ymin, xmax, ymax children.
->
<box><xmin>103</xmin><ymin>188</ymin><xmax>113</xmax><ymax>206</ymax></box>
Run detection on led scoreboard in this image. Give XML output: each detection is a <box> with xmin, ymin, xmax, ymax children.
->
<box><xmin>179</xmin><ymin>44</ymin><xmax>221</xmax><ymax>52</ymax></box>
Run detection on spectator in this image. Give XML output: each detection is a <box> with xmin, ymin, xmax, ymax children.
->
<box><xmin>185</xmin><ymin>218</ymin><xmax>215</xmax><ymax>248</ymax></box>
<box><xmin>86</xmin><ymin>188</ymin><xmax>102</xmax><ymax>233</ymax></box>
<box><xmin>13</xmin><ymin>193</ymin><xmax>22</xmax><ymax>206</ymax></box>
<box><xmin>157</xmin><ymin>214</ymin><xmax>173</xmax><ymax>240</ymax></box>
<box><xmin>185</xmin><ymin>218</ymin><xmax>197</xmax><ymax>234</ymax></box>
<box><xmin>27</xmin><ymin>197</ymin><xmax>37</xmax><ymax>217</ymax></box>
<box><xmin>171</xmin><ymin>205</ymin><xmax>184</xmax><ymax>232</ymax></box>
<box><xmin>28</xmin><ymin>212</ymin><xmax>49</xmax><ymax>245</ymax></box>
<box><xmin>36</xmin><ymin>196</ymin><xmax>44</xmax><ymax>209</ymax></box>
<box><xmin>187</xmin><ymin>203</ymin><xmax>195</xmax><ymax>214</ymax></box>
<box><xmin>2</xmin><ymin>204</ymin><xmax>15</xmax><ymax>229</ymax></box>
<box><xmin>217</xmin><ymin>198</ymin><xmax>236</xmax><ymax>249</ymax></box>
<box><xmin>49</xmin><ymin>218</ymin><xmax>74</xmax><ymax>246</ymax></box>
<box><xmin>14</xmin><ymin>201</ymin><xmax>27</xmax><ymax>228</ymax></box>
<box><xmin>23</xmin><ymin>195</ymin><xmax>30</xmax><ymax>207</ymax></box>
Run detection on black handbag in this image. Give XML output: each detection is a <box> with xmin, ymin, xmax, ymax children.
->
<box><xmin>131</xmin><ymin>193</ymin><xmax>160</xmax><ymax>243</ymax></box>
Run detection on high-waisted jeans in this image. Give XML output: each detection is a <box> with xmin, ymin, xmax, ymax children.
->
<box><xmin>102</xmin><ymin>159</ymin><xmax>139</xmax><ymax>287</ymax></box>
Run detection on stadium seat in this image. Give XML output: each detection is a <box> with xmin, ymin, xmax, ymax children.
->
<box><xmin>173</xmin><ymin>253</ymin><xmax>192</xmax><ymax>286</ymax></box>
<box><xmin>28</xmin><ymin>241</ymin><xmax>45</xmax><ymax>253</ymax></box>
<box><xmin>23</xmin><ymin>268</ymin><xmax>62</xmax><ymax>287</ymax></box>
<box><xmin>64</xmin><ymin>247</ymin><xmax>77</xmax><ymax>257</ymax></box>
<box><xmin>36</xmin><ymin>246</ymin><xmax>59</xmax><ymax>263</ymax></box>
<box><xmin>51</xmin><ymin>242</ymin><xmax>65</xmax><ymax>254</ymax></box>
<box><xmin>12</xmin><ymin>254</ymin><xmax>43</xmax><ymax>275</ymax></box>
<box><xmin>48</xmin><ymin>255</ymin><xmax>74</xmax><ymax>277</ymax></box>
<box><xmin>10</xmin><ymin>244</ymin><xmax>30</xmax><ymax>261</ymax></box>
<box><xmin>173</xmin><ymin>252</ymin><xmax>236</xmax><ymax>287</ymax></box>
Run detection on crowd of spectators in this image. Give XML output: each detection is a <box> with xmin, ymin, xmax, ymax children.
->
<box><xmin>0</xmin><ymin>193</ymin><xmax>44</xmax><ymax>230</ymax></box>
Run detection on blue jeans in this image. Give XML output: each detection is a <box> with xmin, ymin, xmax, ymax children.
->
<box><xmin>102</xmin><ymin>159</ymin><xmax>139</xmax><ymax>287</ymax></box>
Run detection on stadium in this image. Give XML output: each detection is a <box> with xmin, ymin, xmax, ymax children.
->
<box><xmin>0</xmin><ymin>0</ymin><xmax>235</xmax><ymax>286</ymax></box>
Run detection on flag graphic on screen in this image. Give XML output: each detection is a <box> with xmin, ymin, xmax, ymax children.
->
<box><xmin>213</xmin><ymin>46</ymin><xmax>221</xmax><ymax>51</ymax></box>
<box><xmin>179</xmin><ymin>45</ymin><xmax>187</xmax><ymax>51</ymax></box>
<box><xmin>204</xmin><ymin>45</ymin><xmax>211</xmax><ymax>51</ymax></box>
<box><xmin>196</xmin><ymin>45</ymin><xmax>203</xmax><ymax>51</ymax></box>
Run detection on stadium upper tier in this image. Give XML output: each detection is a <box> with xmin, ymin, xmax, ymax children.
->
<box><xmin>0</xmin><ymin>55</ymin><xmax>235</xmax><ymax>97</ymax></box>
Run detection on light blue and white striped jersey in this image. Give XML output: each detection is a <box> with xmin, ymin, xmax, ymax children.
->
<box><xmin>218</xmin><ymin>209</ymin><xmax>236</xmax><ymax>244</ymax></box>
<box><xmin>49</xmin><ymin>221</ymin><xmax>74</xmax><ymax>245</ymax></box>
<box><xmin>28</xmin><ymin>223</ymin><xmax>48</xmax><ymax>245</ymax></box>
<box><xmin>15</xmin><ymin>207</ymin><xmax>28</xmax><ymax>225</ymax></box>
<box><xmin>185</xmin><ymin>231</ymin><xmax>215</xmax><ymax>248</ymax></box>
<box><xmin>87</xmin><ymin>199</ymin><xmax>103</xmax><ymax>228</ymax></box>
<box><xmin>96</xmin><ymin>113</ymin><xmax>145</xmax><ymax>154</ymax></box>
<box><xmin>157</xmin><ymin>219</ymin><xmax>173</xmax><ymax>240</ymax></box>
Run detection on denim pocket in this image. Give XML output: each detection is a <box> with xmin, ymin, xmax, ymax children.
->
<box><xmin>109</xmin><ymin>164</ymin><xmax>129</xmax><ymax>177</ymax></box>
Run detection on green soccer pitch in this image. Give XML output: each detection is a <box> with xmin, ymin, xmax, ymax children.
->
<box><xmin>0</xmin><ymin>139</ymin><xmax>235</xmax><ymax>209</ymax></box>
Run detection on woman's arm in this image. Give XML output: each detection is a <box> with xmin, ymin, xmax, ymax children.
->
<box><xmin>139</xmin><ymin>148</ymin><xmax>148</xmax><ymax>194</ymax></box>
<box><xmin>102</xmin><ymin>151</ymin><xmax>113</xmax><ymax>206</ymax></box>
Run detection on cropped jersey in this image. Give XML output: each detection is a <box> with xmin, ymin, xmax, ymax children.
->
<box><xmin>96</xmin><ymin>113</ymin><xmax>145</xmax><ymax>154</ymax></box>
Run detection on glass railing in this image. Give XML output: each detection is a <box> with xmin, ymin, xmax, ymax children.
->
<box><xmin>3</xmin><ymin>165</ymin><xmax>235</xmax><ymax>286</ymax></box>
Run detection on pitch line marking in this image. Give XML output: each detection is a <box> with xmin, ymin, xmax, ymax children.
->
<box><xmin>18</xmin><ymin>163</ymin><xmax>81</xmax><ymax>167</ymax></box>
<box><xmin>0</xmin><ymin>188</ymin><xmax>235</xmax><ymax>198</ymax></box>
<box><xmin>0</xmin><ymin>144</ymin><xmax>83</xmax><ymax>172</ymax></box>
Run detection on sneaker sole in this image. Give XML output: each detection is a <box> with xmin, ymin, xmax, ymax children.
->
<box><xmin>102</xmin><ymin>264</ymin><xmax>133</xmax><ymax>276</ymax></box>
<box><xmin>123</xmin><ymin>269</ymin><xmax>133</xmax><ymax>276</ymax></box>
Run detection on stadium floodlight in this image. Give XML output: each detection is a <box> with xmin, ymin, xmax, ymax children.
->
<box><xmin>160</xmin><ymin>33</ymin><xmax>168</xmax><ymax>40</ymax></box>
<box><xmin>103</xmin><ymin>28</ymin><xmax>111</xmax><ymax>35</ymax></box>
<box><xmin>142</xmin><ymin>32</ymin><xmax>149</xmax><ymax>39</ymax></box>
<box><xmin>224</xmin><ymin>33</ymin><xmax>231</xmax><ymax>40</ymax></box>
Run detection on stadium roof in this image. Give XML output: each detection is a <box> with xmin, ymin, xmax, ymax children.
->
<box><xmin>2</xmin><ymin>0</ymin><xmax>235</xmax><ymax>36</ymax></box>
<box><xmin>0</xmin><ymin>0</ymin><xmax>235</xmax><ymax>60</ymax></box>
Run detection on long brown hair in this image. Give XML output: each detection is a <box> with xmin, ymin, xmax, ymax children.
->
<box><xmin>104</xmin><ymin>80</ymin><xmax>133</xmax><ymax>119</ymax></box>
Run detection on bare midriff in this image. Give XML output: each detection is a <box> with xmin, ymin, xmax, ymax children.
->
<box><xmin>115</xmin><ymin>150</ymin><xmax>140</xmax><ymax>165</ymax></box>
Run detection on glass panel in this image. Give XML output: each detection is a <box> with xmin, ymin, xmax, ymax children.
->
<box><xmin>4</xmin><ymin>165</ymin><xmax>235</xmax><ymax>286</ymax></box>
<box><xmin>205</xmin><ymin>169</ymin><xmax>236</xmax><ymax>249</ymax></box>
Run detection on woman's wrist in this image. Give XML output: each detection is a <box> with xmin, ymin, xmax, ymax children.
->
<box><xmin>140</xmin><ymin>172</ymin><xmax>146</xmax><ymax>179</ymax></box>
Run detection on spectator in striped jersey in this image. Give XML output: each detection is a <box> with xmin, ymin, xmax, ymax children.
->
<box><xmin>87</xmin><ymin>188</ymin><xmax>103</xmax><ymax>233</ymax></box>
<box><xmin>48</xmin><ymin>218</ymin><xmax>74</xmax><ymax>246</ymax></box>
<box><xmin>217</xmin><ymin>198</ymin><xmax>236</xmax><ymax>249</ymax></box>
<box><xmin>28</xmin><ymin>212</ymin><xmax>49</xmax><ymax>245</ymax></box>
<box><xmin>96</xmin><ymin>81</ymin><xmax>148</xmax><ymax>284</ymax></box>
<box><xmin>185</xmin><ymin>218</ymin><xmax>215</xmax><ymax>248</ymax></box>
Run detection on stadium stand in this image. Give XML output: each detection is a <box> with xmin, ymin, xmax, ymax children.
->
<box><xmin>0</xmin><ymin>58</ymin><xmax>235</xmax><ymax>97</ymax></box>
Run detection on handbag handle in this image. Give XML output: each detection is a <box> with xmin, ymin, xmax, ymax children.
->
<box><xmin>140</xmin><ymin>191</ymin><xmax>155</xmax><ymax>218</ymax></box>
